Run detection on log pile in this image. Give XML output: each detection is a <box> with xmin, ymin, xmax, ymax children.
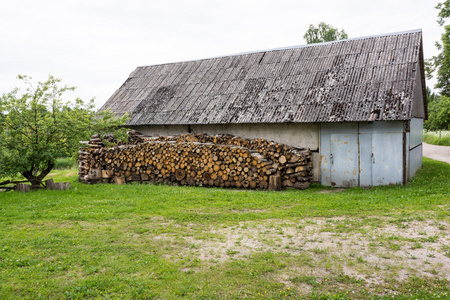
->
<box><xmin>102</xmin><ymin>130</ymin><xmax>145</xmax><ymax>146</ymax></box>
<box><xmin>154</xmin><ymin>133</ymin><xmax>313</xmax><ymax>189</ymax></box>
<box><xmin>79</xmin><ymin>133</ymin><xmax>312</xmax><ymax>190</ymax></box>
<box><xmin>0</xmin><ymin>180</ymin><xmax>28</xmax><ymax>192</ymax></box>
<box><xmin>78</xmin><ymin>134</ymin><xmax>103</xmax><ymax>182</ymax></box>
<box><xmin>0</xmin><ymin>179</ymin><xmax>71</xmax><ymax>192</ymax></box>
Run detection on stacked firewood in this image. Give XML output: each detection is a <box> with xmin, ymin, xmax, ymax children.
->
<box><xmin>154</xmin><ymin>133</ymin><xmax>313</xmax><ymax>189</ymax></box>
<box><xmin>101</xmin><ymin>129</ymin><xmax>145</xmax><ymax>146</ymax></box>
<box><xmin>79</xmin><ymin>133</ymin><xmax>312</xmax><ymax>190</ymax></box>
<box><xmin>127</xmin><ymin>129</ymin><xmax>145</xmax><ymax>144</ymax></box>
<box><xmin>78</xmin><ymin>134</ymin><xmax>104</xmax><ymax>181</ymax></box>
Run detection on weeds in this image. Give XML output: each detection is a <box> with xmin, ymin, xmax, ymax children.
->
<box><xmin>423</xmin><ymin>130</ymin><xmax>450</xmax><ymax>146</ymax></box>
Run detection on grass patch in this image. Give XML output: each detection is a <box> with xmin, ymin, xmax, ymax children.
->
<box><xmin>54</xmin><ymin>157</ymin><xmax>75</xmax><ymax>169</ymax></box>
<box><xmin>424</xmin><ymin>130</ymin><xmax>450</xmax><ymax>146</ymax></box>
<box><xmin>0</xmin><ymin>158</ymin><xmax>449</xmax><ymax>299</ymax></box>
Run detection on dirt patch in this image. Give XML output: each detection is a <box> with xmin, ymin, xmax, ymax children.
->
<box><xmin>63</xmin><ymin>172</ymin><xmax>77</xmax><ymax>177</ymax></box>
<box><xmin>48</xmin><ymin>171</ymin><xmax>77</xmax><ymax>177</ymax></box>
<box><xmin>157</xmin><ymin>217</ymin><xmax>450</xmax><ymax>285</ymax></box>
<box><xmin>317</xmin><ymin>188</ymin><xmax>346</xmax><ymax>194</ymax></box>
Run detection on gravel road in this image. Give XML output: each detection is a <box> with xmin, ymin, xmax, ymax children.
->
<box><xmin>423</xmin><ymin>142</ymin><xmax>450</xmax><ymax>164</ymax></box>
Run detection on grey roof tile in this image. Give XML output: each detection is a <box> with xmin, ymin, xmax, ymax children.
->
<box><xmin>100</xmin><ymin>30</ymin><xmax>426</xmax><ymax>125</ymax></box>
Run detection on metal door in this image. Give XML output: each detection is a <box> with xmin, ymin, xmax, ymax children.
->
<box><xmin>359</xmin><ymin>133</ymin><xmax>373</xmax><ymax>187</ymax></box>
<box><xmin>359</xmin><ymin>132</ymin><xmax>403</xmax><ymax>186</ymax></box>
<box><xmin>329</xmin><ymin>134</ymin><xmax>359</xmax><ymax>187</ymax></box>
<box><xmin>320</xmin><ymin>123</ymin><xmax>359</xmax><ymax>187</ymax></box>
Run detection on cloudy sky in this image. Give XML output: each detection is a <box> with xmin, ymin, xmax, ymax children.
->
<box><xmin>0</xmin><ymin>0</ymin><xmax>443</xmax><ymax>108</ymax></box>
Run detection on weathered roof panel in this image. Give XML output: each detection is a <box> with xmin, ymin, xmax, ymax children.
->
<box><xmin>100</xmin><ymin>29</ymin><xmax>426</xmax><ymax>125</ymax></box>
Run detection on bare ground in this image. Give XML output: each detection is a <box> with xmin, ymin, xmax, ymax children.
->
<box><xmin>155</xmin><ymin>217</ymin><xmax>450</xmax><ymax>288</ymax></box>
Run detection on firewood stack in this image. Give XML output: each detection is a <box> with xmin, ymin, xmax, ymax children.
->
<box><xmin>154</xmin><ymin>133</ymin><xmax>313</xmax><ymax>189</ymax></box>
<box><xmin>78</xmin><ymin>133</ymin><xmax>312</xmax><ymax>190</ymax></box>
<box><xmin>78</xmin><ymin>134</ymin><xmax>104</xmax><ymax>182</ymax></box>
<box><xmin>127</xmin><ymin>130</ymin><xmax>145</xmax><ymax>144</ymax></box>
<box><xmin>101</xmin><ymin>130</ymin><xmax>145</xmax><ymax>146</ymax></box>
<box><xmin>102</xmin><ymin>134</ymin><xmax>118</xmax><ymax>145</ymax></box>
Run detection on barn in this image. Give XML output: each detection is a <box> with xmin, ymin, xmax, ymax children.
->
<box><xmin>99</xmin><ymin>29</ymin><xmax>427</xmax><ymax>187</ymax></box>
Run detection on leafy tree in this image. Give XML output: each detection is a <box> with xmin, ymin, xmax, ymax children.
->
<box><xmin>426</xmin><ymin>86</ymin><xmax>439</xmax><ymax>105</ymax></box>
<box><xmin>433</xmin><ymin>25</ymin><xmax>450</xmax><ymax>96</ymax></box>
<box><xmin>0</xmin><ymin>75</ymin><xmax>128</xmax><ymax>189</ymax></box>
<box><xmin>303</xmin><ymin>22</ymin><xmax>348</xmax><ymax>44</ymax></box>
<box><xmin>427</xmin><ymin>1</ymin><xmax>450</xmax><ymax>93</ymax></box>
<box><xmin>424</xmin><ymin>95</ymin><xmax>450</xmax><ymax>131</ymax></box>
<box><xmin>437</xmin><ymin>0</ymin><xmax>450</xmax><ymax>26</ymax></box>
<box><xmin>424</xmin><ymin>1</ymin><xmax>450</xmax><ymax>132</ymax></box>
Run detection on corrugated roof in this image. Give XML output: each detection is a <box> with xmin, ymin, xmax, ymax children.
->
<box><xmin>100</xmin><ymin>29</ymin><xmax>426</xmax><ymax>125</ymax></box>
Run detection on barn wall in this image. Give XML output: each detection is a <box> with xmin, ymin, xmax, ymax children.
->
<box><xmin>409</xmin><ymin>118</ymin><xmax>423</xmax><ymax>148</ymax></box>
<box><xmin>409</xmin><ymin>118</ymin><xmax>423</xmax><ymax>177</ymax></box>
<box><xmin>131</xmin><ymin>123</ymin><xmax>319</xmax><ymax>150</ymax></box>
<box><xmin>131</xmin><ymin>120</ymin><xmax>422</xmax><ymax>187</ymax></box>
<box><xmin>191</xmin><ymin>123</ymin><xmax>320</xmax><ymax>150</ymax></box>
<box><xmin>412</xmin><ymin>66</ymin><xmax>426</xmax><ymax>118</ymax></box>
<box><xmin>320</xmin><ymin>121</ymin><xmax>406</xmax><ymax>187</ymax></box>
<box><xmin>409</xmin><ymin>147</ymin><xmax>422</xmax><ymax>178</ymax></box>
<box><xmin>132</xmin><ymin>125</ymin><xmax>190</xmax><ymax>137</ymax></box>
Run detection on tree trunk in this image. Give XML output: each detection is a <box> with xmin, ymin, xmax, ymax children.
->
<box><xmin>22</xmin><ymin>162</ymin><xmax>54</xmax><ymax>190</ymax></box>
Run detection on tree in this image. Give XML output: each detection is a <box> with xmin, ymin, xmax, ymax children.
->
<box><xmin>426</xmin><ymin>86</ymin><xmax>438</xmax><ymax>105</ymax></box>
<box><xmin>427</xmin><ymin>1</ymin><xmax>450</xmax><ymax>94</ymax></box>
<box><xmin>433</xmin><ymin>25</ymin><xmax>450</xmax><ymax>96</ymax></box>
<box><xmin>424</xmin><ymin>95</ymin><xmax>450</xmax><ymax>131</ymax></box>
<box><xmin>437</xmin><ymin>0</ymin><xmax>450</xmax><ymax>26</ymax></box>
<box><xmin>0</xmin><ymin>75</ymin><xmax>128</xmax><ymax>189</ymax></box>
<box><xmin>303</xmin><ymin>22</ymin><xmax>348</xmax><ymax>44</ymax></box>
<box><xmin>423</xmin><ymin>1</ymin><xmax>450</xmax><ymax>132</ymax></box>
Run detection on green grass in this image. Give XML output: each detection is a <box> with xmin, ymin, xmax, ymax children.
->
<box><xmin>424</xmin><ymin>130</ymin><xmax>450</xmax><ymax>146</ymax></box>
<box><xmin>54</xmin><ymin>157</ymin><xmax>76</xmax><ymax>169</ymax></box>
<box><xmin>0</xmin><ymin>158</ymin><xmax>449</xmax><ymax>299</ymax></box>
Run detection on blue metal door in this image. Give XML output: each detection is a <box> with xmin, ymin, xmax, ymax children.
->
<box><xmin>359</xmin><ymin>123</ymin><xmax>404</xmax><ymax>186</ymax></box>
<box><xmin>372</xmin><ymin>133</ymin><xmax>403</xmax><ymax>185</ymax></box>
<box><xmin>359</xmin><ymin>133</ymin><xmax>373</xmax><ymax>187</ymax></box>
<box><xmin>320</xmin><ymin>123</ymin><xmax>359</xmax><ymax>187</ymax></box>
<box><xmin>329</xmin><ymin>134</ymin><xmax>359</xmax><ymax>187</ymax></box>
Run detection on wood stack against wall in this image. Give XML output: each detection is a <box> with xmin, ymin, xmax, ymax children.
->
<box><xmin>79</xmin><ymin>133</ymin><xmax>312</xmax><ymax>190</ymax></box>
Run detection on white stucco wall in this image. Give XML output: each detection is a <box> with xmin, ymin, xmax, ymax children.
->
<box><xmin>191</xmin><ymin>123</ymin><xmax>319</xmax><ymax>151</ymax></box>
<box><xmin>132</xmin><ymin>123</ymin><xmax>319</xmax><ymax>150</ymax></box>
<box><xmin>132</xmin><ymin>125</ymin><xmax>190</xmax><ymax>137</ymax></box>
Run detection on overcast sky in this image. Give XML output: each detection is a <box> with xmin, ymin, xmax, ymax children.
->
<box><xmin>0</xmin><ymin>0</ymin><xmax>443</xmax><ymax>108</ymax></box>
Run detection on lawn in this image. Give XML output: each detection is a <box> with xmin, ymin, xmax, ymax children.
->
<box><xmin>0</xmin><ymin>158</ymin><xmax>449</xmax><ymax>299</ymax></box>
